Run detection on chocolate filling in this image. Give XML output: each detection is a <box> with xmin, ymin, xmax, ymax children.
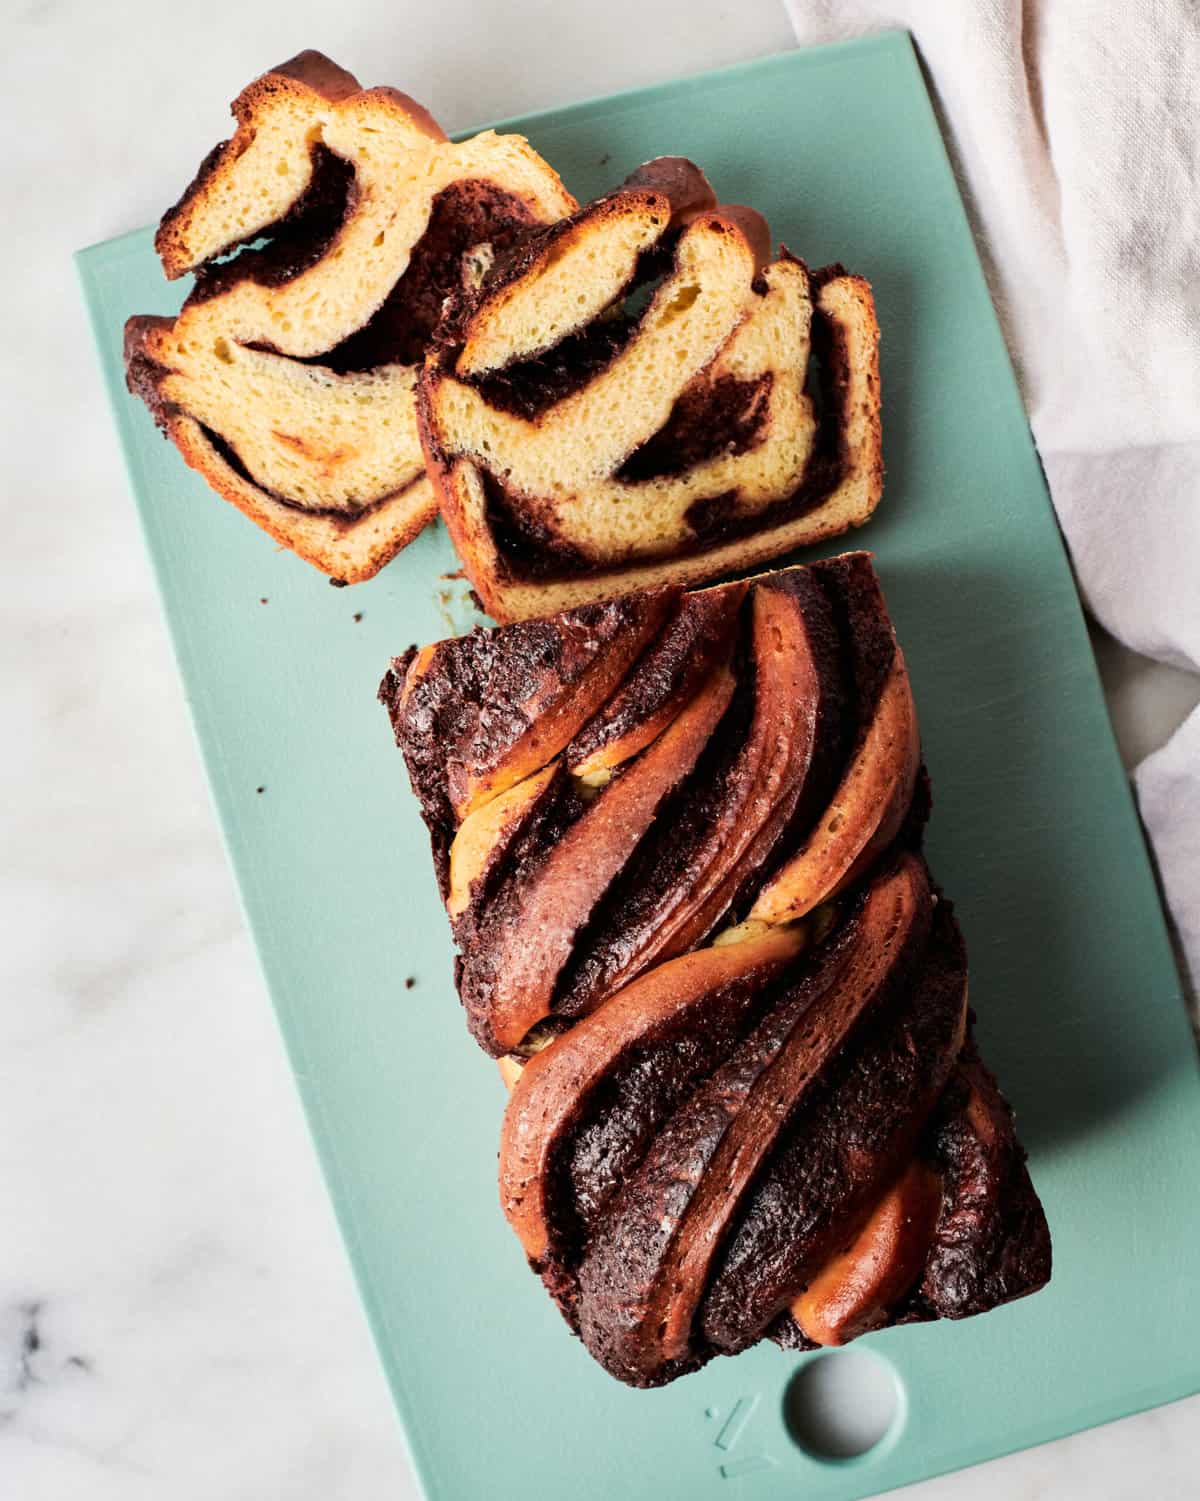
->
<box><xmin>186</xmin><ymin>145</ymin><xmax>357</xmax><ymax>306</ymax></box>
<box><xmin>390</xmin><ymin>558</ymin><xmax>915</xmax><ymax>1043</ymax></box>
<box><xmin>481</xmin><ymin>471</ymin><xmax>594</xmax><ymax>579</ymax></box>
<box><xmin>441</xmin><ymin>154</ymin><xmax>744</xmax><ymax>415</ymax></box>
<box><xmin>567</xmin><ymin>588</ymin><xmax>745</xmax><ymax>771</ymax></box>
<box><xmin>615</xmin><ymin>374</ymin><xmax>774</xmax><ymax>482</ymax></box>
<box><xmin>555</xmin><ymin>966</ymin><xmax>786</xmax><ymax>1267</ymax></box>
<box><xmin>142</xmin><ymin>155</ymin><xmax>547</xmax><ymax>510</ymax></box>
<box><xmin>769</xmin><ymin>1030</ymin><xmax>1053</xmax><ymax>1350</ymax></box>
<box><xmin>915</xmin><ymin>1040</ymin><xmax>1053</xmax><ymax>1319</ymax></box>
<box><xmin>730</xmin><ymin>556</ymin><xmax>918</xmax><ymax>906</ymax></box>
<box><xmin>380</xmin><ymin>594</ymin><xmax>662</xmax><ymax>891</ymax></box>
<box><xmin>698</xmin><ymin>901</ymin><xmax>961</xmax><ymax>1353</ymax></box>
<box><xmin>453</xmin><ymin>240</ymin><xmax>676</xmax><ymax>419</ymax></box>
<box><xmin>571</xmin><ymin>876</ymin><xmax>932</xmax><ymax>1385</ymax></box>
<box><xmin>187</xmin><ymin>160</ymin><xmax>537</xmax><ymax>377</ymax></box>
<box><xmin>466</xmin><ymin>314</ymin><xmax>641</xmax><ymax>420</ymax></box>
<box><xmin>552</xmin><ymin>570</ymin><xmax>855</xmax><ymax>1016</ymax></box>
<box><xmin>475</xmin><ymin>304</ymin><xmax>849</xmax><ymax>584</ymax></box>
<box><xmin>810</xmin><ymin>554</ymin><xmax>899</xmax><ymax>742</ymax></box>
<box><xmin>123</xmin><ymin>315</ymin><xmax>177</xmax><ymax>426</ymax></box>
<box><xmin>551</xmin><ymin>613</ymin><xmax>759</xmax><ymax>1014</ymax></box>
<box><xmin>315</xmin><ymin>180</ymin><xmax>540</xmax><ymax>373</ymax></box>
<box><xmin>453</xmin><ymin>775</ymin><xmax>591</xmax><ymax>1049</ymax></box>
<box><xmin>173</xmin><ymin>174</ymin><xmax>544</xmax><ymax>508</ymax></box>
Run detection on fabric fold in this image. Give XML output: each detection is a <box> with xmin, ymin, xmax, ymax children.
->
<box><xmin>784</xmin><ymin>0</ymin><xmax>1200</xmax><ymax>992</ymax></box>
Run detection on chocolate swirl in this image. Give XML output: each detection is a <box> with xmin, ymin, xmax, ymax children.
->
<box><xmin>381</xmin><ymin>553</ymin><xmax>1051</xmax><ymax>1386</ymax></box>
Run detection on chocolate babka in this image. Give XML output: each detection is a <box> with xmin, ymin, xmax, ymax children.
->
<box><xmin>380</xmin><ymin>555</ymin><xmax>1050</xmax><ymax>1386</ymax></box>
<box><xmin>125</xmin><ymin>51</ymin><xmax>574</xmax><ymax>583</ymax></box>
<box><xmin>418</xmin><ymin>159</ymin><xmax>883</xmax><ymax>621</ymax></box>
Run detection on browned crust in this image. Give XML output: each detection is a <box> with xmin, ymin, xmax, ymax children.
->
<box><xmin>574</xmin><ymin>855</ymin><xmax>935</xmax><ymax>1383</ymax></box>
<box><xmin>567</xmin><ymin>583</ymin><xmax>747</xmax><ymax>773</ymax></box>
<box><xmin>792</xmin><ymin>1161</ymin><xmax>945</xmax><ymax>1346</ymax></box>
<box><xmin>127</xmin><ymin>311</ymin><xmax>432</xmax><ymax>580</ymax></box>
<box><xmin>269</xmin><ymin>49</ymin><xmax>368</xmax><ymax>100</ymax></box>
<box><xmin>499</xmin><ymin>924</ymin><xmax>806</xmax><ymax>1265</ymax></box>
<box><xmin>704</xmin><ymin>205</ymin><xmax>772</xmax><ymax>272</ymax></box>
<box><xmin>155</xmin><ymin>51</ymin><xmax>446</xmax><ymax>279</ymax></box>
<box><xmin>619</xmin><ymin>157</ymin><xmax>718</xmax><ymax>221</ymax></box>
<box><xmin>123</xmin><ymin>314</ymin><xmax>177</xmax><ymax>421</ymax></box>
<box><xmin>380</xmin><ymin>587</ymin><xmax>680</xmax><ymax>885</ymax></box>
<box><xmin>165</xmin><ymin>412</ymin><xmax>436</xmax><ymax>583</ymax></box>
<box><xmin>461</xmin><ymin>664</ymin><xmax>737</xmax><ymax>1054</ymax></box>
<box><xmin>381</xmin><ymin>559</ymin><xmax>1049</xmax><ymax>1384</ymax></box>
<box><xmin>815</xmin><ymin>268</ymin><xmax>884</xmax><ymax>516</ymax></box>
<box><xmin>417</xmin><ymin>386</ymin><xmax>474</xmax><ymax>560</ymax></box>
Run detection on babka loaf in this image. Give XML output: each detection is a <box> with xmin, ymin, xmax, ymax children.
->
<box><xmin>379</xmin><ymin>554</ymin><xmax>1050</xmax><ymax>1385</ymax></box>
<box><xmin>125</xmin><ymin>51</ymin><xmax>574</xmax><ymax>583</ymax></box>
<box><xmin>418</xmin><ymin>158</ymin><xmax>883</xmax><ymax>620</ymax></box>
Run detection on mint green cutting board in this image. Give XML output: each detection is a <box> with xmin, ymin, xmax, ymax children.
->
<box><xmin>78</xmin><ymin>32</ymin><xmax>1200</xmax><ymax>1501</ymax></box>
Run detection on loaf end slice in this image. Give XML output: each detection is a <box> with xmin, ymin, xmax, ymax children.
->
<box><xmin>125</xmin><ymin>51</ymin><xmax>575</xmax><ymax>582</ymax></box>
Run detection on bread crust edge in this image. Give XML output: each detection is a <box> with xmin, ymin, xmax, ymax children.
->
<box><xmin>154</xmin><ymin>51</ymin><xmax>447</xmax><ymax>279</ymax></box>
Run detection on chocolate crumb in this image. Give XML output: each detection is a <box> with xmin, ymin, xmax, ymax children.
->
<box><xmin>259</xmin><ymin>597</ymin><xmax>268</xmax><ymax>605</ymax></box>
<box><xmin>329</xmin><ymin>577</ymin><xmax>348</xmax><ymax>588</ymax></box>
<box><xmin>353</xmin><ymin>612</ymin><xmax>363</xmax><ymax>623</ymax></box>
<box><xmin>404</xmin><ymin>976</ymin><xmax>416</xmax><ymax>989</ymax></box>
<box><xmin>256</xmin><ymin>786</ymin><xmax>265</xmax><ymax>795</ymax></box>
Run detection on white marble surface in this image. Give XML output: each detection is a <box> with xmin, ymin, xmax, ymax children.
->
<box><xmin>3</xmin><ymin>2</ymin><xmax>1198</xmax><ymax>1497</ymax></box>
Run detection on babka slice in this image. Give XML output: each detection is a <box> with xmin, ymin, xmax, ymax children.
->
<box><xmin>379</xmin><ymin>554</ymin><xmax>1050</xmax><ymax>1386</ymax></box>
<box><xmin>125</xmin><ymin>51</ymin><xmax>574</xmax><ymax>583</ymax></box>
<box><xmin>418</xmin><ymin>158</ymin><xmax>883</xmax><ymax>620</ymax></box>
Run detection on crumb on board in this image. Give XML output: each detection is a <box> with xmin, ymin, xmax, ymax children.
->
<box><xmin>256</xmin><ymin>786</ymin><xmax>265</xmax><ymax>795</ymax></box>
<box><xmin>329</xmin><ymin>577</ymin><xmax>349</xmax><ymax>588</ymax></box>
<box><xmin>599</xmin><ymin>153</ymin><xmax>611</xmax><ymax>165</ymax></box>
<box><xmin>404</xmin><ymin>977</ymin><xmax>416</xmax><ymax>990</ymax></box>
<box><xmin>353</xmin><ymin>612</ymin><xmax>363</xmax><ymax>623</ymax></box>
<box><xmin>259</xmin><ymin>597</ymin><xmax>268</xmax><ymax>605</ymax></box>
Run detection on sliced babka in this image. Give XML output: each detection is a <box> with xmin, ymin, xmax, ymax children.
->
<box><xmin>379</xmin><ymin>554</ymin><xmax>1049</xmax><ymax>1385</ymax></box>
<box><xmin>418</xmin><ymin>158</ymin><xmax>883</xmax><ymax>620</ymax></box>
<box><xmin>125</xmin><ymin>51</ymin><xmax>574</xmax><ymax>583</ymax></box>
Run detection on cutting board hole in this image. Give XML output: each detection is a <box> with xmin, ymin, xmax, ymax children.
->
<box><xmin>783</xmin><ymin>1350</ymin><xmax>903</xmax><ymax>1461</ymax></box>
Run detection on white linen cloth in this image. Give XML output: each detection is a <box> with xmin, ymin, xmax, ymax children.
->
<box><xmin>785</xmin><ymin>0</ymin><xmax>1200</xmax><ymax>997</ymax></box>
